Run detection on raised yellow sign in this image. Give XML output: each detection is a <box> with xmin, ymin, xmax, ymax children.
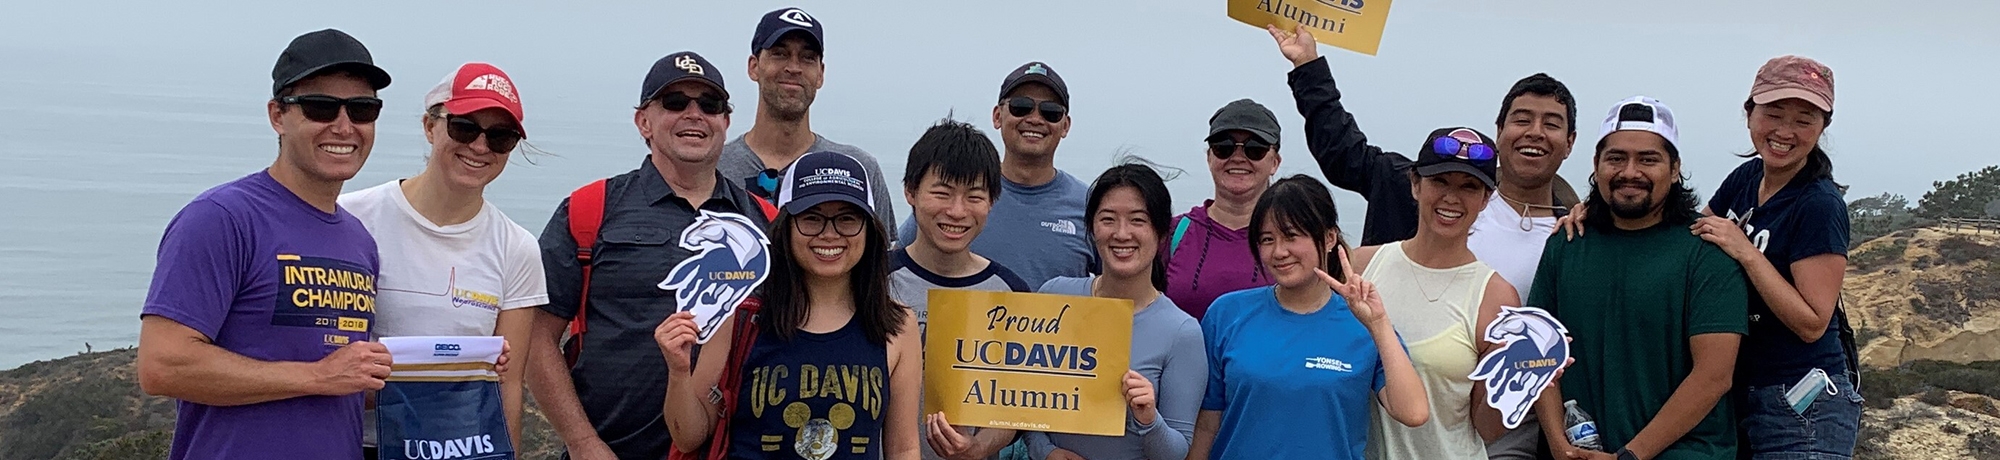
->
<box><xmin>923</xmin><ymin>290</ymin><xmax>1133</xmax><ymax>436</ymax></box>
<box><xmin>1228</xmin><ymin>0</ymin><xmax>1394</xmax><ymax>56</ymax></box>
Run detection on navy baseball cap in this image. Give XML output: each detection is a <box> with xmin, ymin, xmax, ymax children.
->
<box><xmin>778</xmin><ymin>151</ymin><xmax>875</xmax><ymax>217</ymax></box>
<box><xmin>271</xmin><ymin>29</ymin><xmax>391</xmax><ymax>96</ymax></box>
<box><xmin>640</xmin><ymin>51</ymin><xmax>728</xmax><ymax>104</ymax></box>
<box><xmin>999</xmin><ymin>61</ymin><xmax>1070</xmax><ymax>107</ymax></box>
<box><xmin>751</xmin><ymin>7</ymin><xmax>824</xmax><ymax>55</ymax></box>
<box><xmin>1413</xmin><ymin>127</ymin><xmax>1500</xmax><ymax>189</ymax></box>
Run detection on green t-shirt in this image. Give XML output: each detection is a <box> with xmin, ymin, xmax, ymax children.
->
<box><xmin>1527</xmin><ymin>219</ymin><xmax>1748</xmax><ymax>459</ymax></box>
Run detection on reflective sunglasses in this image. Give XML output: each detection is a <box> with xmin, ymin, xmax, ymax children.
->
<box><xmin>656</xmin><ymin>92</ymin><xmax>729</xmax><ymax>115</ymax></box>
<box><xmin>795</xmin><ymin>212</ymin><xmax>867</xmax><ymax>237</ymax></box>
<box><xmin>1208</xmin><ymin>138</ymin><xmax>1272</xmax><ymax>161</ymax></box>
<box><xmin>279</xmin><ymin>95</ymin><xmax>384</xmax><ymax>123</ymax></box>
<box><xmin>1004</xmin><ymin>96</ymin><xmax>1067</xmax><ymax>123</ymax></box>
<box><xmin>1430</xmin><ymin>136</ymin><xmax>1496</xmax><ymax>162</ymax></box>
<box><xmin>442</xmin><ymin>116</ymin><xmax>524</xmax><ymax>153</ymax></box>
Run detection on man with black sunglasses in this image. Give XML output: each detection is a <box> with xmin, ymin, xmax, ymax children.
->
<box><xmin>1268</xmin><ymin>23</ymin><xmax>1584</xmax><ymax>459</ymax></box>
<box><xmin>529</xmin><ymin>50</ymin><xmax>774</xmax><ymax>460</ymax></box>
<box><xmin>720</xmin><ymin>7</ymin><xmax>898</xmax><ymax>243</ymax></box>
<box><xmin>138</xmin><ymin>28</ymin><xmax>393</xmax><ymax>460</ymax></box>
<box><xmin>897</xmin><ymin>61</ymin><xmax>1093</xmax><ymax>289</ymax></box>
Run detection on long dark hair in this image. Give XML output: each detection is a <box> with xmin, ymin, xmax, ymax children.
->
<box><xmin>1248</xmin><ymin>175</ymin><xmax>1348</xmax><ymax>282</ymax></box>
<box><xmin>1084</xmin><ymin>163</ymin><xmax>1172</xmax><ymax>291</ymax></box>
<box><xmin>760</xmin><ymin>207</ymin><xmax>907</xmax><ymax>345</ymax></box>
<box><xmin>1738</xmin><ymin>100</ymin><xmax>1835</xmax><ymax>182</ymax></box>
<box><xmin>1584</xmin><ymin>138</ymin><xmax>1703</xmax><ymax>229</ymax></box>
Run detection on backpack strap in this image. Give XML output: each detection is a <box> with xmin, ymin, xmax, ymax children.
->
<box><xmin>1168</xmin><ymin>216</ymin><xmax>1193</xmax><ymax>257</ymax></box>
<box><xmin>751</xmin><ymin>194</ymin><xmax>779</xmax><ymax>222</ymax></box>
<box><xmin>670</xmin><ymin>298</ymin><xmax>764</xmax><ymax>460</ymax></box>
<box><xmin>561</xmin><ymin>179</ymin><xmax>609</xmax><ymax>368</ymax></box>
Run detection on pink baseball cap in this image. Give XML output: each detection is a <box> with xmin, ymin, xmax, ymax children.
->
<box><xmin>1749</xmin><ymin>55</ymin><xmax>1834</xmax><ymax>113</ymax></box>
<box><xmin>423</xmin><ymin>62</ymin><xmax>525</xmax><ymax>134</ymax></box>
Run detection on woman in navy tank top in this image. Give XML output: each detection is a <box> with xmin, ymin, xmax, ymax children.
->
<box><xmin>659</xmin><ymin>152</ymin><xmax>923</xmax><ymax>460</ymax></box>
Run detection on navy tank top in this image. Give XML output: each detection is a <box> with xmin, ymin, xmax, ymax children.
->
<box><xmin>729</xmin><ymin>315</ymin><xmax>891</xmax><ymax>460</ymax></box>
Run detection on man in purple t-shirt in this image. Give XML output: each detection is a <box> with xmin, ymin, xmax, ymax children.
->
<box><xmin>137</xmin><ymin>29</ymin><xmax>395</xmax><ymax>460</ymax></box>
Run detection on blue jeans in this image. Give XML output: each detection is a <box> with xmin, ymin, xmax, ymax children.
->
<box><xmin>1741</xmin><ymin>373</ymin><xmax>1863</xmax><ymax>459</ymax></box>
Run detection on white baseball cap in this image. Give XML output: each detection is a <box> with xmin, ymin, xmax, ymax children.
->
<box><xmin>1600</xmin><ymin>96</ymin><xmax>1678</xmax><ymax>153</ymax></box>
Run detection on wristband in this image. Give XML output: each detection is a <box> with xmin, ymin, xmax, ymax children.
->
<box><xmin>1617</xmin><ymin>448</ymin><xmax>1639</xmax><ymax>460</ymax></box>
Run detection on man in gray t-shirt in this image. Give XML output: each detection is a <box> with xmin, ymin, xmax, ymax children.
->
<box><xmin>897</xmin><ymin>61</ymin><xmax>1094</xmax><ymax>288</ymax></box>
<box><xmin>721</xmin><ymin>7</ymin><xmax>897</xmax><ymax>240</ymax></box>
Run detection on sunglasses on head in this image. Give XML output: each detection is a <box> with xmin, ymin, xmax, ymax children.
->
<box><xmin>1208</xmin><ymin>137</ymin><xmax>1272</xmax><ymax>161</ymax></box>
<box><xmin>656</xmin><ymin>92</ymin><xmax>729</xmax><ymax>115</ymax></box>
<box><xmin>1004</xmin><ymin>96</ymin><xmax>1067</xmax><ymax>123</ymax></box>
<box><xmin>440</xmin><ymin>115</ymin><xmax>524</xmax><ymax>153</ymax></box>
<box><xmin>1430</xmin><ymin>137</ymin><xmax>1496</xmax><ymax>162</ymax></box>
<box><xmin>279</xmin><ymin>95</ymin><xmax>384</xmax><ymax>123</ymax></box>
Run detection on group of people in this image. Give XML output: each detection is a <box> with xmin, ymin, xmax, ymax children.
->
<box><xmin>133</xmin><ymin>6</ymin><xmax>1858</xmax><ymax>460</ymax></box>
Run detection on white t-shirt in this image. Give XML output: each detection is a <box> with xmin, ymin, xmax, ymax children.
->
<box><xmin>339</xmin><ymin>180</ymin><xmax>548</xmax><ymax>337</ymax></box>
<box><xmin>1468</xmin><ymin>192</ymin><xmax>1558</xmax><ymax>298</ymax></box>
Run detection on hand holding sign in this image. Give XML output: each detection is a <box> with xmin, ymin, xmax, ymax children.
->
<box><xmin>1269</xmin><ymin>24</ymin><xmax>1320</xmax><ymax>68</ymax></box>
<box><xmin>1469</xmin><ymin>306</ymin><xmax>1574</xmax><ymax>429</ymax></box>
<box><xmin>1124</xmin><ymin>370</ymin><xmax>1157</xmax><ymax>426</ymax></box>
<box><xmin>653</xmin><ymin>311</ymin><xmax>700</xmax><ymax>373</ymax></box>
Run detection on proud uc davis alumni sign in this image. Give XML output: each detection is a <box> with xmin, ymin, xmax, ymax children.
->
<box><xmin>923</xmin><ymin>290</ymin><xmax>1133</xmax><ymax>436</ymax></box>
<box><xmin>1228</xmin><ymin>0</ymin><xmax>1395</xmax><ymax>55</ymax></box>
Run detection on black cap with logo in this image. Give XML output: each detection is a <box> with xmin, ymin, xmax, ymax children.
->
<box><xmin>1413</xmin><ymin>127</ymin><xmax>1500</xmax><ymax>189</ymax></box>
<box><xmin>998</xmin><ymin>61</ymin><xmax>1070</xmax><ymax>107</ymax></box>
<box><xmin>640</xmin><ymin>51</ymin><xmax>729</xmax><ymax>103</ymax></box>
<box><xmin>752</xmin><ymin>7</ymin><xmax>825</xmax><ymax>55</ymax></box>
<box><xmin>270</xmin><ymin>29</ymin><xmax>391</xmax><ymax>96</ymax></box>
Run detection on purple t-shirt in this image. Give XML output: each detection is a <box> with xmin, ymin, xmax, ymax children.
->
<box><xmin>142</xmin><ymin>171</ymin><xmax>380</xmax><ymax>460</ymax></box>
<box><xmin>1163</xmin><ymin>202</ymin><xmax>1270</xmax><ymax>320</ymax></box>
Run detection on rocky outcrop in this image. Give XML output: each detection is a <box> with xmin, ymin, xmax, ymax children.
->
<box><xmin>1845</xmin><ymin>228</ymin><xmax>2000</xmax><ymax>368</ymax></box>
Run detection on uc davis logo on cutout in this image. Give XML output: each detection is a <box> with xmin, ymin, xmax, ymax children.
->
<box><xmin>1469</xmin><ymin>306</ymin><xmax>1571</xmax><ymax>429</ymax></box>
<box><xmin>659</xmin><ymin>210</ymin><xmax>771</xmax><ymax>343</ymax></box>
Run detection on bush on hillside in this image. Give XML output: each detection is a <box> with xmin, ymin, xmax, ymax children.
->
<box><xmin>1850</xmin><ymin>238</ymin><xmax>1908</xmax><ymax>272</ymax></box>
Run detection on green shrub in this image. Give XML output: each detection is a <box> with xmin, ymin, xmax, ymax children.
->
<box><xmin>1850</xmin><ymin>239</ymin><xmax>1909</xmax><ymax>272</ymax></box>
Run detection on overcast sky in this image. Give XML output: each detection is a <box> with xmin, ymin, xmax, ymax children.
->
<box><xmin>3</xmin><ymin>0</ymin><xmax>1996</xmax><ymax>209</ymax></box>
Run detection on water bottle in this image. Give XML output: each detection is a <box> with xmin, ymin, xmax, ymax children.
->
<box><xmin>1563</xmin><ymin>400</ymin><xmax>1605</xmax><ymax>452</ymax></box>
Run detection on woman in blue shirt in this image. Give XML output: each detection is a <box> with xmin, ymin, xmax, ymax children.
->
<box><xmin>1692</xmin><ymin>56</ymin><xmax>1859</xmax><ymax>458</ymax></box>
<box><xmin>1187</xmin><ymin>175</ymin><xmax>1429</xmax><ymax>460</ymax></box>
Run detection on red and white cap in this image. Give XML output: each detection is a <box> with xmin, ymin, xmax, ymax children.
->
<box><xmin>423</xmin><ymin>62</ymin><xmax>525</xmax><ymax>134</ymax></box>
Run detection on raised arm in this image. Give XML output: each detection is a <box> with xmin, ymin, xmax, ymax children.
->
<box><xmin>1270</xmin><ymin>24</ymin><xmax>1411</xmax><ymax>199</ymax></box>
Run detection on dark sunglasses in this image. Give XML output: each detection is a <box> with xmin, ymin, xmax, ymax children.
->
<box><xmin>279</xmin><ymin>95</ymin><xmax>384</xmax><ymax>123</ymax></box>
<box><xmin>1430</xmin><ymin>136</ymin><xmax>1496</xmax><ymax>162</ymax></box>
<box><xmin>442</xmin><ymin>116</ymin><xmax>524</xmax><ymax>153</ymax></box>
<box><xmin>1005</xmin><ymin>96</ymin><xmax>1067</xmax><ymax>123</ymax></box>
<box><xmin>1208</xmin><ymin>138</ymin><xmax>1272</xmax><ymax>161</ymax></box>
<box><xmin>656</xmin><ymin>92</ymin><xmax>729</xmax><ymax>115</ymax></box>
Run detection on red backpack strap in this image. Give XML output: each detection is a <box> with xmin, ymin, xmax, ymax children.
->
<box><xmin>562</xmin><ymin>179</ymin><xmax>609</xmax><ymax>368</ymax></box>
<box><xmin>669</xmin><ymin>298</ymin><xmax>763</xmax><ymax>460</ymax></box>
<box><xmin>751</xmin><ymin>194</ymin><xmax>778</xmax><ymax>221</ymax></box>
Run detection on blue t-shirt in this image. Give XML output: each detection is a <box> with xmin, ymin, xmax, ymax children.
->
<box><xmin>1198</xmin><ymin>286</ymin><xmax>1387</xmax><ymax>460</ymax></box>
<box><xmin>897</xmin><ymin>170</ymin><xmax>1093</xmax><ymax>289</ymax></box>
<box><xmin>141</xmin><ymin>170</ymin><xmax>381</xmax><ymax>460</ymax></box>
<box><xmin>1707</xmin><ymin>158</ymin><xmax>1852</xmax><ymax>387</ymax></box>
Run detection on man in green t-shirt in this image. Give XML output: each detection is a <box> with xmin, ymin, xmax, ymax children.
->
<box><xmin>1529</xmin><ymin>96</ymin><xmax>1748</xmax><ymax>460</ymax></box>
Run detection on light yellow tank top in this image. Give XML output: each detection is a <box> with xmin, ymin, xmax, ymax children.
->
<box><xmin>1361</xmin><ymin>242</ymin><xmax>1494</xmax><ymax>460</ymax></box>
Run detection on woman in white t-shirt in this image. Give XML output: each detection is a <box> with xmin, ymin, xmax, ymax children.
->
<box><xmin>338</xmin><ymin>62</ymin><xmax>546</xmax><ymax>454</ymax></box>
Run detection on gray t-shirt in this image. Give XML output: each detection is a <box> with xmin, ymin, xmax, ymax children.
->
<box><xmin>1024</xmin><ymin>276</ymin><xmax>1207</xmax><ymax>460</ymax></box>
<box><xmin>888</xmin><ymin>249</ymin><xmax>1030</xmax><ymax>460</ymax></box>
<box><xmin>898</xmin><ymin>170</ymin><xmax>1093</xmax><ymax>289</ymax></box>
<box><xmin>720</xmin><ymin>133</ymin><xmax>897</xmax><ymax>245</ymax></box>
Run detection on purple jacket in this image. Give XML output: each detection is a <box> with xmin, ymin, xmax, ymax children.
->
<box><xmin>1162</xmin><ymin>201</ymin><xmax>1271</xmax><ymax>320</ymax></box>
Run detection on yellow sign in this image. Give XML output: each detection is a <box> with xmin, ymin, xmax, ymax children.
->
<box><xmin>923</xmin><ymin>290</ymin><xmax>1133</xmax><ymax>436</ymax></box>
<box><xmin>1228</xmin><ymin>0</ymin><xmax>1394</xmax><ymax>56</ymax></box>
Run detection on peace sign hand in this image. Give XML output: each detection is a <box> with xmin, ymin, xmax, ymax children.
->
<box><xmin>1317</xmin><ymin>246</ymin><xmax>1388</xmax><ymax>329</ymax></box>
<box><xmin>1267</xmin><ymin>23</ymin><xmax>1321</xmax><ymax>68</ymax></box>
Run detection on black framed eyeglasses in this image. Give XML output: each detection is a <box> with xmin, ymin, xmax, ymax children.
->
<box><xmin>1208</xmin><ymin>138</ymin><xmax>1272</xmax><ymax>161</ymax></box>
<box><xmin>1004</xmin><ymin>96</ymin><xmax>1067</xmax><ymax>123</ymax></box>
<box><xmin>441</xmin><ymin>116</ymin><xmax>524</xmax><ymax>153</ymax></box>
<box><xmin>278</xmin><ymin>95</ymin><xmax>384</xmax><ymax>123</ymax></box>
<box><xmin>656</xmin><ymin>92</ymin><xmax>729</xmax><ymax>115</ymax></box>
<box><xmin>795</xmin><ymin>212</ymin><xmax>866</xmax><ymax>237</ymax></box>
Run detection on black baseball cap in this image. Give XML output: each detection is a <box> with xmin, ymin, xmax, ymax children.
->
<box><xmin>778</xmin><ymin>151</ymin><xmax>875</xmax><ymax>217</ymax></box>
<box><xmin>1207</xmin><ymin>99</ymin><xmax>1280</xmax><ymax>144</ymax></box>
<box><xmin>998</xmin><ymin>61</ymin><xmax>1070</xmax><ymax>107</ymax></box>
<box><xmin>1413</xmin><ymin>127</ymin><xmax>1499</xmax><ymax>188</ymax></box>
<box><xmin>271</xmin><ymin>29</ymin><xmax>391</xmax><ymax>96</ymax></box>
<box><xmin>640</xmin><ymin>51</ymin><xmax>729</xmax><ymax>103</ymax></box>
<box><xmin>751</xmin><ymin>7</ymin><xmax>824</xmax><ymax>55</ymax></box>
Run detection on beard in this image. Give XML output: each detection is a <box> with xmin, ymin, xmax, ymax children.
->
<box><xmin>1604</xmin><ymin>177</ymin><xmax>1660</xmax><ymax>219</ymax></box>
<box><xmin>759</xmin><ymin>85</ymin><xmax>815</xmax><ymax>121</ymax></box>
